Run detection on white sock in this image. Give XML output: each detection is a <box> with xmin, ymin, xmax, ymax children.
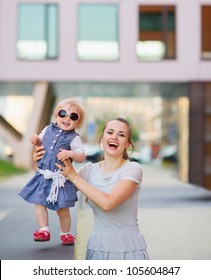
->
<box><xmin>40</xmin><ymin>226</ymin><xmax>50</xmax><ymax>232</ymax></box>
<box><xmin>60</xmin><ymin>231</ymin><xmax>70</xmax><ymax>236</ymax></box>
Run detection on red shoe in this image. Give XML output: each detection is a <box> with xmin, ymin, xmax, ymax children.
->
<box><xmin>61</xmin><ymin>234</ymin><xmax>75</xmax><ymax>245</ymax></box>
<box><xmin>33</xmin><ymin>230</ymin><xmax>50</xmax><ymax>242</ymax></box>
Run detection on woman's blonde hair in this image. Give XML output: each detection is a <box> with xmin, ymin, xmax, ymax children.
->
<box><xmin>53</xmin><ymin>98</ymin><xmax>85</xmax><ymax>128</ymax></box>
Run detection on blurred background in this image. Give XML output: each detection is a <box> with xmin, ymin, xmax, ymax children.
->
<box><xmin>0</xmin><ymin>0</ymin><xmax>211</xmax><ymax>191</ymax></box>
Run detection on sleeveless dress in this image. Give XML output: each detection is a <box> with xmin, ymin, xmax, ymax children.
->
<box><xmin>19</xmin><ymin>123</ymin><xmax>79</xmax><ymax>211</ymax></box>
<box><xmin>78</xmin><ymin>160</ymin><xmax>150</xmax><ymax>260</ymax></box>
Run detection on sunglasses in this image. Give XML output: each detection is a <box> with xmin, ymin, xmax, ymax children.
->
<box><xmin>58</xmin><ymin>109</ymin><xmax>79</xmax><ymax>121</ymax></box>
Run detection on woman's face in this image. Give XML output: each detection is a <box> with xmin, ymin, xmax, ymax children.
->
<box><xmin>102</xmin><ymin>120</ymin><xmax>131</xmax><ymax>158</ymax></box>
<box><xmin>55</xmin><ymin>104</ymin><xmax>80</xmax><ymax>131</ymax></box>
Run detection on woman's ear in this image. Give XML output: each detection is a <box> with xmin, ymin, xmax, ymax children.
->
<box><xmin>126</xmin><ymin>142</ymin><xmax>131</xmax><ymax>149</ymax></box>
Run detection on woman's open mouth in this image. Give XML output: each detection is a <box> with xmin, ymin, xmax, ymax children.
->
<box><xmin>108</xmin><ymin>142</ymin><xmax>119</xmax><ymax>149</ymax></box>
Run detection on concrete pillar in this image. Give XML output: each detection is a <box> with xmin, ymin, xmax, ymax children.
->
<box><xmin>0</xmin><ymin>82</ymin><xmax>55</xmax><ymax>169</ymax></box>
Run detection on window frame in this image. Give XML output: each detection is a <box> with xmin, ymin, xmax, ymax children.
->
<box><xmin>17</xmin><ymin>3</ymin><xmax>59</xmax><ymax>61</ymax></box>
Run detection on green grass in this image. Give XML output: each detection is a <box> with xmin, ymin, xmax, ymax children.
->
<box><xmin>0</xmin><ymin>159</ymin><xmax>27</xmax><ymax>179</ymax></box>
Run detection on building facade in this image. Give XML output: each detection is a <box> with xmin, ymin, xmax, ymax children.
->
<box><xmin>0</xmin><ymin>0</ymin><xmax>211</xmax><ymax>189</ymax></box>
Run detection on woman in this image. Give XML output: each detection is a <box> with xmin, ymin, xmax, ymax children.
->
<box><xmin>35</xmin><ymin>117</ymin><xmax>149</xmax><ymax>259</ymax></box>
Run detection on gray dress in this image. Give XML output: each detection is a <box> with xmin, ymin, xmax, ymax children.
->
<box><xmin>78</xmin><ymin>160</ymin><xmax>150</xmax><ymax>260</ymax></box>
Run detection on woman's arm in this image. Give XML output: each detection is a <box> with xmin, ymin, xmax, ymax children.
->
<box><xmin>56</xmin><ymin>159</ymin><xmax>138</xmax><ymax>212</ymax></box>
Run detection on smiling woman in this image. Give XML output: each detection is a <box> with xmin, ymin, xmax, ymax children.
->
<box><xmin>100</xmin><ymin>118</ymin><xmax>134</xmax><ymax>162</ymax></box>
<box><xmin>55</xmin><ymin>117</ymin><xmax>150</xmax><ymax>260</ymax></box>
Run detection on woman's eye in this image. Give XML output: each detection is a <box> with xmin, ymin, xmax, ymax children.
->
<box><xmin>119</xmin><ymin>133</ymin><xmax>126</xmax><ymax>137</ymax></box>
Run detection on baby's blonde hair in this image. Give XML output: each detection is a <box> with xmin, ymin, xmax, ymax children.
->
<box><xmin>53</xmin><ymin>98</ymin><xmax>85</xmax><ymax>128</ymax></box>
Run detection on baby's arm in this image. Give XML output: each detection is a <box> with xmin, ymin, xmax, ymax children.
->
<box><xmin>57</xmin><ymin>135</ymin><xmax>86</xmax><ymax>163</ymax></box>
<box><xmin>57</xmin><ymin>149</ymin><xmax>85</xmax><ymax>163</ymax></box>
<box><xmin>30</xmin><ymin>134</ymin><xmax>42</xmax><ymax>147</ymax></box>
<box><xmin>30</xmin><ymin>126</ymin><xmax>47</xmax><ymax>147</ymax></box>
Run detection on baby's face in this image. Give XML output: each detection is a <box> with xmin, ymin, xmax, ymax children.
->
<box><xmin>55</xmin><ymin>105</ymin><xmax>80</xmax><ymax>131</ymax></box>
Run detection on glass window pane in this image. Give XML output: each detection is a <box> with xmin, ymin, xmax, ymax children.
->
<box><xmin>17</xmin><ymin>4</ymin><xmax>58</xmax><ymax>60</ymax></box>
<box><xmin>201</xmin><ymin>6</ymin><xmax>211</xmax><ymax>59</ymax></box>
<box><xmin>47</xmin><ymin>5</ymin><xmax>58</xmax><ymax>58</ymax></box>
<box><xmin>77</xmin><ymin>4</ymin><xmax>119</xmax><ymax>61</ymax></box>
<box><xmin>137</xmin><ymin>5</ymin><xmax>176</xmax><ymax>61</ymax></box>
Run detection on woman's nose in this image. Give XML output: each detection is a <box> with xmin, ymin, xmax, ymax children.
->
<box><xmin>112</xmin><ymin>133</ymin><xmax>118</xmax><ymax>139</ymax></box>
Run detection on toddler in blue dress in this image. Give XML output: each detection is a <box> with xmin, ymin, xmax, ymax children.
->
<box><xmin>19</xmin><ymin>98</ymin><xmax>86</xmax><ymax>245</ymax></box>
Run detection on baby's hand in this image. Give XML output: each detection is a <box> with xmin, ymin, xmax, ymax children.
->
<box><xmin>57</xmin><ymin>149</ymin><xmax>72</xmax><ymax>161</ymax></box>
<box><xmin>30</xmin><ymin>134</ymin><xmax>42</xmax><ymax>146</ymax></box>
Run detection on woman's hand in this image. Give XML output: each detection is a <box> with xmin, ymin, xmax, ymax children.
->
<box><xmin>55</xmin><ymin>159</ymin><xmax>78</xmax><ymax>183</ymax></box>
<box><xmin>33</xmin><ymin>145</ymin><xmax>45</xmax><ymax>169</ymax></box>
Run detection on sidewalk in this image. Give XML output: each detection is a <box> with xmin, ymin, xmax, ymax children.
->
<box><xmin>1</xmin><ymin>164</ymin><xmax>211</xmax><ymax>260</ymax></box>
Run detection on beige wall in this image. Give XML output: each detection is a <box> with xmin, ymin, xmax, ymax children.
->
<box><xmin>0</xmin><ymin>0</ymin><xmax>211</xmax><ymax>82</ymax></box>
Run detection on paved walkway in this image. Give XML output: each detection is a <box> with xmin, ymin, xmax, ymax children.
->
<box><xmin>1</xmin><ymin>164</ymin><xmax>211</xmax><ymax>260</ymax></box>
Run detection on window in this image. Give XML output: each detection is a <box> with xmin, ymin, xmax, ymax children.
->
<box><xmin>17</xmin><ymin>4</ymin><xmax>58</xmax><ymax>60</ymax></box>
<box><xmin>201</xmin><ymin>6</ymin><xmax>211</xmax><ymax>59</ymax></box>
<box><xmin>77</xmin><ymin>4</ymin><xmax>119</xmax><ymax>61</ymax></box>
<box><xmin>137</xmin><ymin>5</ymin><xmax>176</xmax><ymax>61</ymax></box>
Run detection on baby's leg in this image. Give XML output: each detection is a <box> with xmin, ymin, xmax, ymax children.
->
<box><xmin>57</xmin><ymin>208</ymin><xmax>75</xmax><ymax>245</ymax></box>
<box><xmin>35</xmin><ymin>204</ymin><xmax>49</xmax><ymax>228</ymax></box>
<box><xmin>34</xmin><ymin>204</ymin><xmax>50</xmax><ymax>241</ymax></box>
<box><xmin>57</xmin><ymin>207</ymin><xmax>71</xmax><ymax>233</ymax></box>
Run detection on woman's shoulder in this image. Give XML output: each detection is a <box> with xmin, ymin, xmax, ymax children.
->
<box><xmin>78</xmin><ymin>161</ymin><xmax>97</xmax><ymax>176</ymax></box>
<box><xmin>82</xmin><ymin>161</ymin><xmax>95</xmax><ymax>169</ymax></box>
<box><xmin>121</xmin><ymin>160</ymin><xmax>143</xmax><ymax>175</ymax></box>
<box><xmin>124</xmin><ymin>160</ymin><xmax>143</xmax><ymax>171</ymax></box>
<box><xmin>120</xmin><ymin>160</ymin><xmax>143</xmax><ymax>185</ymax></box>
